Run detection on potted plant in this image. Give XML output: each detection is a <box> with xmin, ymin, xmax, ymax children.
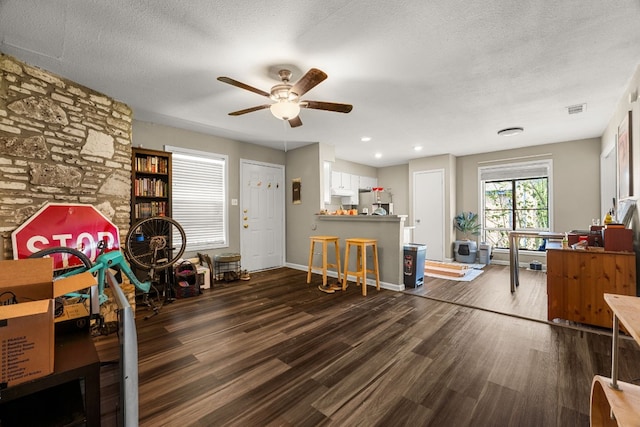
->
<box><xmin>453</xmin><ymin>211</ymin><xmax>480</xmax><ymax>263</ymax></box>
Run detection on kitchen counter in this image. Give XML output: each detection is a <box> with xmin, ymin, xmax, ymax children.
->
<box><xmin>313</xmin><ymin>215</ymin><xmax>407</xmax><ymax>291</ymax></box>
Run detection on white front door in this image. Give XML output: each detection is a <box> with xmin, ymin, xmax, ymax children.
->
<box><xmin>413</xmin><ymin>169</ymin><xmax>445</xmax><ymax>261</ymax></box>
<box><xmin>240</xmin><ymin>160</ymin><xmax>285</xmax><ymax>271</ymax></box>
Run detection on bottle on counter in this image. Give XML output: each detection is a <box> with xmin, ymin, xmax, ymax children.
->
<box><xmin>562</xmin><ymin>233</ymin><xmax>569</xmax><ymax>249</ymax></box>
<box><xmin>604</xmin><ymin>211</ymin><xmax>613</xmax><ymax>225</ymax></box>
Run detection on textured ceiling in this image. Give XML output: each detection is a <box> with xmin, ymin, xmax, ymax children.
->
<box><xmin>1</xmin><ymin>0</ymin><xmax>640</xmax><ymax>166</ymax></box>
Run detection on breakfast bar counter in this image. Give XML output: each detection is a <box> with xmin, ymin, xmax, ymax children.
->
<box><xmin>314</xmin><ymin>215</ymin><xmax>407</xmax><ymax>290</ymax></box>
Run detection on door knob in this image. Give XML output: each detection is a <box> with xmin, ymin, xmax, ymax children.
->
<box><xmin>244</xmin><ymin>224</ymin><xmax>248</xmax><ymax>228</ymax></box>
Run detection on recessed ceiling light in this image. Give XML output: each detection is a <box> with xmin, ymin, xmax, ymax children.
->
<box><xmin>497</xmin><ymin>127</ymin><xmax>524</xmax><ymax>136</ymax></box>
<box><xmin>374</xmin><ymin>153</ymin><xmax>382</xmax><ymax>159</ymax></box>
<box><xmin>414</xmin><ymin>146</ymin><xmax>423</xmax><ymax>151</ymax></box>
<box><xmin>361</xmin><ymin>136</ymin><xmax>372</xmax><ymax>142</ymax></box>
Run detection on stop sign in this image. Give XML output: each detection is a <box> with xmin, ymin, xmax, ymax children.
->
<box><xmin>12</xmin><ymin>202</ymin><xmax>120</xmax><ymax>268</ymax></box>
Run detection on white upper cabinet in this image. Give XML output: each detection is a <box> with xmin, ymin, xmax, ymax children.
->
<box><xmin>323</xmin><ymin>161</ymin><xmax>332</xmax><ymax>205</ymax></box>
<box><xmin>359</xmin><ymin>176</ymin><xmax>378</xmax><ymax>190</ymax></box>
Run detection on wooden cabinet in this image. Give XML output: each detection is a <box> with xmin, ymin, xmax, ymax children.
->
<box><xmin>131</xmin><ymin>147</ymin><xmax>172</xmax><ymax>223</ymax></box>
<box><xmin>546</xmin><ymin>248</ymin><xmax>636</xmax><ymax>329</ymax></box>
<box><xmin>590</xmin><ymin>294</ymin><xmax>640</xmax><ymax>426</ymax></box>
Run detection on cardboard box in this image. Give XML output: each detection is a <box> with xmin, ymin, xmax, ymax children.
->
<box><xmin>54</xmin><ymin>302</ymin><xmax>90</xmax><ymax>334</ymax></box>
<box><xmin>0</xmin><ymin>258</ymin><xmax>96</xmax><ymax>388</ymax></box>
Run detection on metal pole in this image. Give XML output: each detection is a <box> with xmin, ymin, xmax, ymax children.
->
<box><xmin>610</xmin><ymin>314</ymin><xmax>620</xmax><ymax>390</ymax></box>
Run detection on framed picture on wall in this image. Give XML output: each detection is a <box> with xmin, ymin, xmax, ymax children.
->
<box><xmin>292</xmin><ymin>178</ymin><xmax>301</xmax><ymax>204</ymax></box>
<box><xmin>617</xmin><ymin>110</ymin><xmax>633</xmax><ymax>200</ymax></box>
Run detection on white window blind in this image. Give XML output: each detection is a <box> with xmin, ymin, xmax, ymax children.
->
<box><xmin>479</xmin><ymin>160</ymin><xmax>551</xmax><ymax>181</ymax></box>
<box><xmin>165</xmin><ymin>145</ymin><xmax>228</xmax><ymax>251</ymax></box>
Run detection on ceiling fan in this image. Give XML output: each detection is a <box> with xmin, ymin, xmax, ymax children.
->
<box><xmin>217</xmin><ymin>68</ymin><xmax>353</xmax><ymax>128</ymax></box>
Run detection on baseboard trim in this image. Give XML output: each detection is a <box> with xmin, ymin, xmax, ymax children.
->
<box><xmin>285</xmin><ymin>262</ymin><xmax>405</xmax><ymax>292</ymax></box>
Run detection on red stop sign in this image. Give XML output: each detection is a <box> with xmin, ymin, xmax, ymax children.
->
<box><xmin>12</xmin><ymin>203</ymin><xmax>120</xmax><ymax>268</ymax></box>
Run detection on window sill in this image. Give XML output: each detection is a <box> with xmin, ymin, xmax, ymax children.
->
<box><xmin>493</xmin><ymin>248</ymin><xmax>548</xmax><ymax>256</ymax></box>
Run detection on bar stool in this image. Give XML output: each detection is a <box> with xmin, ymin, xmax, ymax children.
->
<box><xmin>342</xmin><ymin>238</ymin><xmax>380</xmax><ymax>296</ymax></box>
<box><xmin>307</xmin><ymin>236</ymin><xmax>342</xmax><ymax>289</ymax></box>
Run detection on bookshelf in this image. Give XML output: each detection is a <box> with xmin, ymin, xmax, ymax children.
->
<box><xmin>131</xmin><ymin>147</ymin><xmax>172</xmax><ymax>223</ymax></box>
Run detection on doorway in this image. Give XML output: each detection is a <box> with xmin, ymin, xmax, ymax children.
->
<box><xmin>240</xmin><ymin>160</ymin><xmax>285</xmax><ymax>271</ymax></box>
<box><xmin>413</xmin><ymin>169</ymin><xmax>445</xmax><ymax>261</ymax></box>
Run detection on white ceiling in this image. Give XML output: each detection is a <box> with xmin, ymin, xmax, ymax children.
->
<box><xmin>2</xmin><ymin>1</ymin><xmax>640</xmax><ymax>167</ymax></box>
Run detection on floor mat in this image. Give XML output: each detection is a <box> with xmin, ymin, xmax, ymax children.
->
<box><xmin>424</xmin><ymin>268</ymin><xmax>484</xmax><ymax>282</ymax></box>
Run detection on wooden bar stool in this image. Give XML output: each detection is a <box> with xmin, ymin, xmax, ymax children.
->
<box><xmin>307</xmin><ymin>236</ymin><xmax>342</xmax><ymax>290</ymax></box>
<box><xmin>342</xmin><ymin>238</ymin><xmax>380</xmax><ymax>296</ymax></box>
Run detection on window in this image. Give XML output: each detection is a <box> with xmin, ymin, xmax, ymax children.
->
<box><xmin>165</xmin><ymin>145</ymin><xmax>228</xmax><ymax>251</ymax></box>
<box><xmin>480</xmin><ymin>160</ymin><xmax>552</xmax><ymax>250</ymax></box>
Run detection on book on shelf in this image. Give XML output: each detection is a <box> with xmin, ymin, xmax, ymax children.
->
<box><xmin>136</xmin><ymin>156</ymin><xmax>168</xmax><ymax>174</ymax></box>
<box><xmin>134</xmin><ymin>201</ymin><xmax>167</xmax><ymax>219</ymax></box>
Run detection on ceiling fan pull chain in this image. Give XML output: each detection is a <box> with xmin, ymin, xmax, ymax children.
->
<box><xmin>282</xmin><ymin>119</ymin><xmax>288</xmax><ymax>152</ymax></box>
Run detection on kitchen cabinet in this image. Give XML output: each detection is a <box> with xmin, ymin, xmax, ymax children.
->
<box><xmin>349</xmin><ymin>174</ymin><xmax>359</xmax><ymax>204</ymax></box>
<box><xmin>331</xmin><ymin>171</ymin><xmax>351</xmax><ymax>191</ymax></box>
<box><xmin>330</xmin><ymin>171</ymin><xmax>356</xmax><ymax>203</ymax></box>
<box><xmin>323</xmin><ymin>161</ymin><xmax>332</xmax><ymax>204</ymax></box>
<box><xmin>359</xmin><ymin>176</ymin><xmax>378</xmax><ymax>190</ymax></box>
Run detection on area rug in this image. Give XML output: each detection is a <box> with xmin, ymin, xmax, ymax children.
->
<box><xmin>424</xmin><ymin>260</ymin><xmax>485</xmax><ymax>282</ymax></box>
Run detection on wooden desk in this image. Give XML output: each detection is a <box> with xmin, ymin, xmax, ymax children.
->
<box><xmin>547</xmin><ymin>248</ymin><xmax>636</xmax><ymax>329</ymax></box>
<box><xmin>508</xmin><ymin>230</ymin><xmax>564</xmax><ymax>292</ymax></box>
<box><xmin>0</xmin><ymin>332</ymin><xmax>101</xmax><ymax>426</ymax></box>
<box><xmin>590</xmin><ymin>294</ymin><xmax>640</xmax><ymax>426</ymax></box>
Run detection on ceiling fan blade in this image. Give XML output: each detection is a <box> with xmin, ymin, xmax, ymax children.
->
<box><xmin>302</xmin><ymin>100</ymin><xmax>353</xmax><ymax>113</ymax></box>
<box><xmin>217</xmin><ymin>76</ymin><xmax>271</xmax><ymax>98</ymax></box>
<box><xmin>291</xmin><ymin>68</ymin><xmax>327</xmax><ymax>97</ymax></box>
<box><xmin>288</xmin><ymin>116</ymin><xmax>303</xmax><ymax>128</ymax></box>
<box><xmin>228</xmin><ymin>105</ymin><xmax>271</xmax><ymax>116</ymax></box>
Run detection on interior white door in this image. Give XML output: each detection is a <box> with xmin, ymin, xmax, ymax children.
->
<box><xmin>413</xmin><ymin>169</ymin><xmax>445</xmax><ymax>261</ymax></box>
<box><xmin>240</xmin><ymin>160</ymin><xmax>285</xmax><ymax>271</ymax></box>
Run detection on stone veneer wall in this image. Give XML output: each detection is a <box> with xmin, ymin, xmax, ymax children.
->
<box><xmin>0</xmin><ymin>52</ymin><xmax>132</xmax><ymax>260</ymax></box>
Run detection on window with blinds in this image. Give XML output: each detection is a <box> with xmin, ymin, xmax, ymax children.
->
<box><xmin>165</xmin><ymin>145</ymin><xmax>228</xmax><ymax>251</ymax></box>
<box><xmin>479</xmin><ymin>159</ymin><xmax>552</xmax><ymax>250</ymax></box>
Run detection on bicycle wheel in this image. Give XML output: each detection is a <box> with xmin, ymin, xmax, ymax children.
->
<box><xmin>29</xmin><ymin>246</ymin><xmax>93</xmax><ymax>278</ymax></box>
<box><xmin>125</xmin><ymin>216</ymin><xmax>186</xmax><ymax>271</ymax></box>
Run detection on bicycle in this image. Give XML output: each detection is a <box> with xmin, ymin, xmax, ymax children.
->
<box><xmin>29</xmin><ymin>216</ymin><xmax>187</xmax><ymax>324</ymax></box>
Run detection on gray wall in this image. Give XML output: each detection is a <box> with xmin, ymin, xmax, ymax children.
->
<box><xmin>378</xmin><ymin>164</ymin><xmax>410</xmax><ymax>215</ymax></box>
<box><xmin>285</xmin><ymin>143</ymin><xmax>322</xmax><ymax>267</ymax></box>
<box><xmin>456</xmin><ymin>138</ymin><xmax>601</xmax><ymax>263</ymax></box>
<box><xmin>132</xmin><ymin>120</ymin><xmax>286</xmax><ymax>259</ymax></box>
<box><xmin>133</xmin><ymin>59</ymin><xmax>640</xmax><ymax>271</ymax></box>
<box><xmin>599</xmin><ymin>64</ymin><xmax>640</xmax><ymax>284</ymax></box>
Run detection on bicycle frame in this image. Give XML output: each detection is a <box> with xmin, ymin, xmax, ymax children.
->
<box><xmin>61</xmin><ymin>250</ymin><xmax>151</xmax><ymax>317</ymax></box>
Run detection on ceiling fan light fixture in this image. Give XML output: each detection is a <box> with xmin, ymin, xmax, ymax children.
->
<box><xmin>270</xmin><ymin>100</ymin><xmax>300</xmax><ymax>120</ymax></box>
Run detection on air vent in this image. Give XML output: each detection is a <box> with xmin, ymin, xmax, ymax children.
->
<box><xmin>567</xmin><ymin>103</ymin><xmax>587</xmax><ymax>115</ymax></box>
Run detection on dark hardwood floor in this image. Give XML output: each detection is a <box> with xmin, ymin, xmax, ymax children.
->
<box><xmin>94</xmin><ymin>265</ymin><xmax>640</xmax><ymax>426</ymax></box>
<box><xmin>405</xmin><ymin>264</ymin><xmax>549</xmax><ymax>322</ymax></box>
